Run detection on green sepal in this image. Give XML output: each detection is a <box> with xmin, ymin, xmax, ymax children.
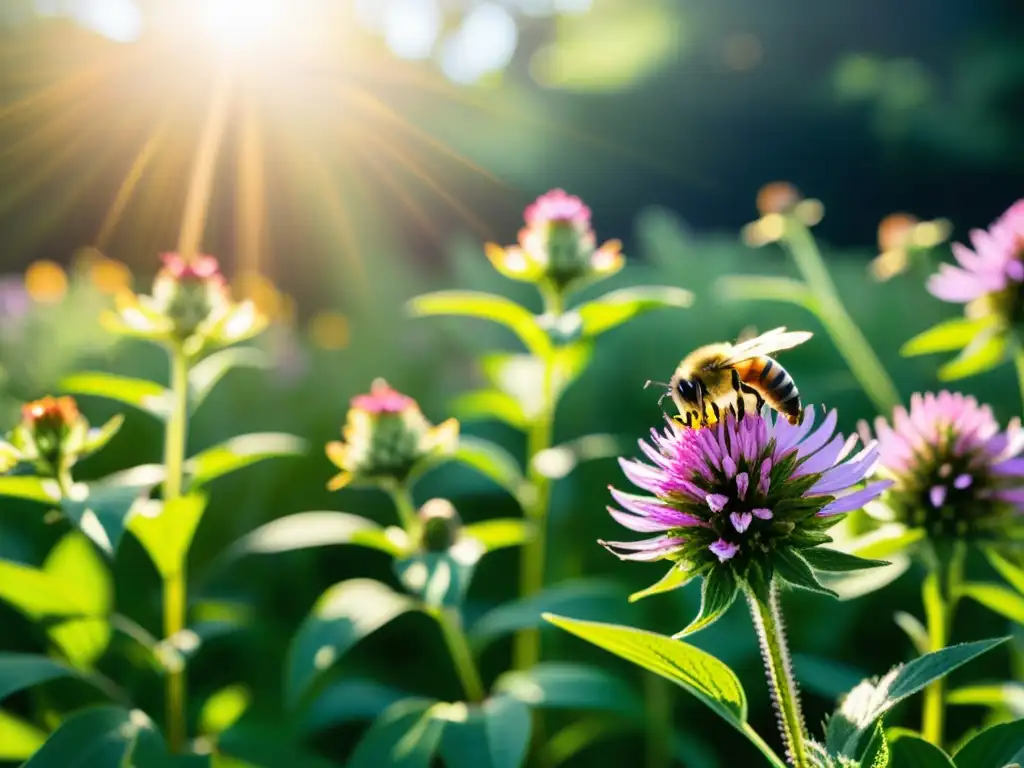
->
<box><xmin>801</xmin><ymin>546</ymin><xmax>890</xmax><ymax>573</ymax></box>
<box><xmin>672</xmin><ymin>567</ymin><xmax>738</xmax><ymax>639</ymax></box>
<box><xmin>774</xmin><ymin>549</ymin><xmax>838</xmax><ymax>598</ymax></box>
<box><xmin>629</xmin><ymin>562</ymin><xmax>706</xmax><ymax>603</ymax></box>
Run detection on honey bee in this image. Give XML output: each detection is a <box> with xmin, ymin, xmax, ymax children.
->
<box><xmin>655</xmin><ymin>327</ymin><xmax>813</xmax><ymax>428</ymax></box>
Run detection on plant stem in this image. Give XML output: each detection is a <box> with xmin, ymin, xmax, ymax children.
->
<box><xmin>783</xmin><ymin>221</ymin><xmax>901</xmax><ymax>414</ymax></box>
<box><xmin>162</xmin><ymin>345</ymin><xmax>190</xmax><ymax>753</ymax></box>
<box><xmin>921</xmin><ymin>543</ymin><xmax>966</xmax><ymax>748</ymax></box>
<box><xmin>433</xmin><ymin>607</ymin><xmax>486</xmax><ymax>703</ymax></box>
<box><xmin>388</xmin><ymin>482</ymin><xmax>420</xmax><ymax>537</ymax></box>
<box><xmin>643</xmin><ymin>674</ymin><xmax>672</xmax><ymax>768</ymax></box>
<box><xmin>1013</xmin><ymin>340</ymin><xmax>1024</xmax><ymax>414</ymax></box>
<box><xmin>515</xmin><ymin>284</ymin><xmax>563</xmax><ymax>671</ymax></box>
<box><xmin>747</xmin><ymin>582</ymin><xmax>809</xmax><ymax>768</ymax></box>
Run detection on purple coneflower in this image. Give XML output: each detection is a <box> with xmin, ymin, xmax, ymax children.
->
<box><xmin>864</xmin><ymin>391</ymin><xmax>1024</xmax><ymax>541</ymax></box>
<box><xmin>602</xmin><ymin>406</ymin><xmax>890</xmax><ymax>587</ymax></box>
<box><xmin>927</xmin><ymin>199</ymin><xmax>1024</xmax><ymax>319</ymax></box>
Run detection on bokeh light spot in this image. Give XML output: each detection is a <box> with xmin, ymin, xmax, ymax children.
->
<box><xmin>383</xmin><ymin>0</ymin><xmax>441</xmax><ymax>61</ymax></box>
<box><xmin>309</xmin><ymin>311</ymin><xmax>350</xmax><ymax>350</ymax></box>
<box><xmin>439</xmin><ymin>3</ymin><xmax>518</xmax><ymax>85</ymax></box>
<box><xmin>24</xmin><ymin>260</ymin><xmax>68</xmax><ymax>304</ymax></box>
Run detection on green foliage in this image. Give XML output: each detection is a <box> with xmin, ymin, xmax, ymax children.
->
<box><xmin>22</xmin><ymin>705</ymin><xmax>174</xmax><ymax>768</ymax></box>
<box><xmin>493</xmin><ymin>662</ymin><xmax>644</xmax><ymax>718</ymax></box>
<box><xmin>408</xmin><ymin>291</ymin><xmax>551</xmax><ymax>356</ymax></box>
<box><xmin>575</xmin><ymin>286</ymin><xmax>694</xmax><ymax>337</ymax></box>
<box><xmin>439</xmin><ymin>696</ymin><xmax>532</xmax><ymax>768</ymax></box>
<box><xmin>672</xmin><ymin>565</ymin><xmax>739</xmax><ymax>638</ymax></box>
<box><xmin>825</xmin><ymin>638</ymin><xmax>1009</xmax><ymax>759</ymax></box>
<box><xmin>959</xmin><ymin>583</ymin><xmax>1024</xmax><ymax>625</ymax></box>
<box><xmin>950</xmin><ymin>718</ymin><xmax>1024</xmax><ymax>767</ymax></box>
<box><xmin>60</xmin><ymin>372</ymin><xmax>171</xmax><ymax>421</ymax></box>
<box><xmin>887</xmin><ymin>729</ymin><xmax>955</xmax><ymax>767</ymax></box>
<box><xmin>129</xmin><ymin>493</ymin><xmax>208</xmax><ymax>578</ymax></box>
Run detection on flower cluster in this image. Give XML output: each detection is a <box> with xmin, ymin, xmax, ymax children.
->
<box><xmin>325</xmin><ymin>379</ymin><xmax>459</xmax><ymax>491</ymax></box>
<box><xmin>105</xmin><ymin>252</ymin><xmax>264</xmax><ymax>356</ymax></box>
<box><xmin>603</xmin><ymin>406</ymin><xmax>890</xmax><ymax>582</ymax></box>
<box><xmin>927</xmin><ymin>200</ymin><xmax>1024</xmax><ymax>325</ymax></box>
<box><xmin>484</xmin><ymin>188</ymin><xmax>623</xmax><ymax>294</ymax></box>
<box><xmin>862</xmin><ymin>391</ymin><xmax>1024</xmax><ymax>542</ymax></box>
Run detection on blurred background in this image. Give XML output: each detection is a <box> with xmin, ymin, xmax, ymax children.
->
<box><xmin>1</xmin><ymin>0</ymin><xmax>1023</xmax><ymax>765</ymax></box>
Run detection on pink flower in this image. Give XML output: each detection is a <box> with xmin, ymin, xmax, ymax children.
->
<box><xmin>927</xmin><ymin>200</ymin><xmax>1024</xmax><ymax>305</ymax></box>
<box><xmin>350</xmin><ymin>379</ymin><xmax>417</xmax><ymax>414</ymax></box>
<box><xmin>863</xmin><ymin>391</ymin><xmax>1024</xmax><ymax>540</ymax></box>
<box><xmin>523</xmin><ymin>188</ymin><xmax>592</xmax><ymax>228</ymax></box>
<box><xmin>159</xmin><ymin>253</ymin><xmax>224</xmax><ymax>285</ymax></box>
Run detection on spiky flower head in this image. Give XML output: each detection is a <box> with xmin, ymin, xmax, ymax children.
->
<box><xmin>603</xmin><ymin>407</ymin><xmax>890</xmax><ymax>633</ymax></box>
<box><xmin>104</xmin><ymin>252</ymin><xmax>264</xmax><ymax>356</ymax></box>
<box><xmin>927</xmin><ymin>200</ymin><xmax>1024</xmax><ymax>324</ymax></box>
<box><xmin>862</xmin><ymin>391</ymin><xmax>1024</xmax><ymax>543</ymax></box>
<box><xmin>5</xmin><ymin>395</ymin><xmax>123</xmax><ymax>478</ymax></box>
<box><xmin>484</xmin><ymin>188</ymin><xmax>623</xmax><ymax>293</ymax></box>
<box><xmin>325</xmin><ymin>379</ymin><xmax>459</xmax><ymax>492</ymax></box>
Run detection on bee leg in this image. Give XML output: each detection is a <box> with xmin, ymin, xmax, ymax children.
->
<box><xmin>739</xmin><ymin>383</ymin><xmax>765</xmax><ymax>415</ymax></box>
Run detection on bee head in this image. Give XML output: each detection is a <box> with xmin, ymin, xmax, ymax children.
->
<box><xmin>674</xmin><ymin>378</ymin><xmax>699</xmax><ymax>405</ymax></box>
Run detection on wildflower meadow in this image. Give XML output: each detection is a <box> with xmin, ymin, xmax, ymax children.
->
<box><xmin>2</xmin><ymin>2</ymin><xmax>1024</xmax><ymax>768</ymax></box>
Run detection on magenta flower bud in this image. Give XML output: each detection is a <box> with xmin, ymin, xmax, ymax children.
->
<box><xmin>151</xmin><ymin>253</ymin><xmax>230</xmax><ymax>339</ymax></box>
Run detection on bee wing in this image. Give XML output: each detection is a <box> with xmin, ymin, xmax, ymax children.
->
<box><xmin>718</xmin><ymin>327</ymin><xmax>813</xmax><ymax>366</ymax></box>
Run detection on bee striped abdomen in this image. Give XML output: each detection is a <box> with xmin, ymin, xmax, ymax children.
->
<box><xmin>737</xmin><ymin>356</ymin><xmax>802</xmax><ymax>424</ymax></box>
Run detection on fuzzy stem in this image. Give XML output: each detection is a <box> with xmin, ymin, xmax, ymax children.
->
<box><xmin>921</xmin><ymin>544</ymin><xmax>965</xmax><ymax>747</ymax></box>
<box><xmin>514</xmin><ymin>284</ymin><xmax>563</xmax><ymax>671</ymax></box>
<box><xmin>162</xmin><ymin>345</ymin><xmax>190</xmax><ymax>754</ymax></box>
<box><xmin>432</xmin><ymin>607</ymin><xmax>486</xmax><ymax>703</ymax></box>
<box><xmin>782</xmin><ymin>221</ymin><xmax>902</xmax><ymax>414</ymax></box>
<box><xmin>747</xmin><ymin>583</ymin><xmax>809</xmax><ymax>768</ymax></box>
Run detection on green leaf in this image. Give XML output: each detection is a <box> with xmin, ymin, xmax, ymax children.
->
<box><xmin>213</xmin><ymin>512</ymin><xmax>406</xmax><ymax>572</ymax></box>
<box><xmin>469</xmin><ymin>579</ymin><xmax>631</xmax><ymax>651</ymax></box>
<box><xmin>285</xmin><ymin>579</ymin><xmax>418</xmax><ymax>708</ymax></box>
<box><xmin>938</xmin><ymin>327</ymin><xmax>1008</xmax><ymax>381</ymax></box>
<box><xmin>23</xmin><ymin>705</ymin><xmax>165</xmax><ymax>768</ymax></box>
<box><xmin>78</xmin><ymin>415</ymin><xmax>125</xmax><ymax>459</ymax></box>
<box><xmin>129</xmin><ymin>493</ymin><xmax>208</xmax><ymax>578</ymax></box>
<box><xmin>775</xmin><ymin>549</ymin><xmax>839</xmax><ymax>597</ymax></box>
<box><xmin>348</xmin><ymin>698</ymin><xmax>446</xmax><ymax>768</ymax></box>
<box><xmin>298</xmin><ymin>678</ymin><xmax>409</xmax><ymax>734</ymax></box>
<box><xmin>531</xmin><ymin>433</ymin><xmax>627</xmax><ymax>480</ymax></box>
<box><xmin>984</xmin><ymin>550</ymin><xmax>1024</xmax><ymax>595</ymax></box>
<box><xmin>461</xmin><ymin>519</ymin><xmax>532</xmax><ymax>553</ymax></box>
<box><xmin>672</xmin><ymin>566</ymin><xmax>738</xmax><ymax>638</ymax></box>
<box><xmin>493</xmin><ymin>662</ymin><xmax>644</xmax><ymax>719</ymax></box>
<box><xmin>576</xmin><ymin>286</ymin><xmax>693</xmax><ymax>337</ymax></box>
<box><xmin>451</xmin><ymin>437</ymin><xmax>528</xmax><ymax>502</ymax></box>
<box><xmin>0</xmin><ymin>654</ymin><xmax>78</xmax><ymax>702</ymax></box>
<box><xmin>716</xmin><ymin>275</ymin><xmax>816</xmax><ymax>309</ymax></box>
<box><xmin>0</xmin><ymin>475</ymin><xmax>61</xmax><ymax>505</ymax></box>
<box><xmin>888</xmin><ymin>730</ymin><xmax>953</xmax><ymax>767</ymax></box>
<box><xmin>408</xmin><ymin>291</ymin><xmax>549</xmax><ymax>355</ymax></box>
<box><xmin>825</xmin><ymin>637</ymin><xmax>1010</xmax><ymax>758</ymax></box>
<box><xmin>185</xmin><ymin>433</ymin><xmax>306</xmax><ymax>490</ymax></box>
<box><xmin>845</xmin><ymin>524</ymin><xmax>925</xmax><ymax>560</ymax></box>
<box><xmin>189</xmin><ymin>346</ymin><xmax>270</xmax><ymax>411</ymax></box>
<box><xmin>862</xmin><ymin>721</ymin><xmax>892</xmax><ymax>768</ymax></box>
<box><xmin>0</xmin><ymin>532</ymin><xmax>112</xmax><ymax>668</ymax></box>
<box><xmin>200</xmin><ymin>684</ymin><xmax>251</xmax><ymax>737</ymax></box>
<box><xmin>552</xmin><ymin>341</ymin><xmax>593</xmax><ymax>396</ymax></box>
<box><xmin>394</xmin><ymin>551</ymin><xmax>476</xmax><ymax>609</ymax></box>
<box><xmin>948</xmin><ymin>683</ymin><xmax>1024</xmax><ymax>718</ymax></box>
<box><xmin>62</xmin><ymin>476</ymin><xmax>154</xmax><ymax>555</ymax></box>
<box><xmin>894</xmin><ymin>612</ymin><xmax>931</xmax><ymax>657</ymax></box>
<box><xmin>629</xmin><ymin>562</ymin><xmax>702</xmax><ymax>603</ymax></box>
<box><xmin>960</xmin><ymin>583</ymin><xmax>1024</xmax><ymax>625</ymax></box>
<box><xmin>802</xmin><ymin>546</ymin><xmax>890</xmax><ymax>573</ymax></box>
<box><xmin>824</xmin><ymin>553</ymin><xmax>913</xmax><ymax>602</ymax></box>
<box><xmin>900</xmin><ymin>316</ymin><xmax>999</xmax><ymax>357</ymax></box>
<box><xmin>60</xmin><ymin>372</ymin><xmax>170</xmax><ymax>420</ymax></box>
<box><xmin>0</xmin><ymin>709</ymin><xmax>46</xmax><ymax>761</ymax></box>
<box><xmin>952</xmin><ymin>718</ymin><xmax>1024</xmax><ymax>767</ymax></box>
<box><xmin>440</xmin><ymin>696</ymin><xmax>532</xmax><ymax>768</ymax></box>
<box><xmin>543</xmin><ymin>615</ymin><xmax>786</xmax><ymax>768</ymax></box>
<box><xmin>450</xmin><ymin>390</ymin><xmax>528</xmax><ymax>430</ymax></box>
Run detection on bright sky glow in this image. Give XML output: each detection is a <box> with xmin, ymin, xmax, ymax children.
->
<box><xmin>34</xmin><ymin>0</ymin><xmax>142</xmax><ymax>42</ymax></box>
<box><xmin>383</xmin><ymin>0</ymin><xmax>441</xmax><ymax>61</ymax></box>
<box><xmin>199</xmin><ymin>0</ymin><xmax>283</xmax><ymax>53</ymax></box>
<box><xmin>439</xmin><ymin>3</ymin><xmax>518</xmax><ymax>85</ymax></box>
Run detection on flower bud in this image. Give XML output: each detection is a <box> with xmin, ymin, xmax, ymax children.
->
<box><xmin>325</xmin><ymin>379</ymin><xmax>459</xmax><ymax>491</ymax></box>
<box><xmin>485</xmin><ymin>189</ymin><xmax>623</xmax><ymax>294</ymax></box>
<box><xmin>151</xmin><ymin>253</ymin><xmax>230</xmax><ymax>340</ymax></box>
<box><xmin>14</xmin><ymin>396</ymin><xmax>85</xmax><ymax>473</ymax></box>
<box><xmin>418</xmin><ymin>498</ymin><xmax>462</xmax><ymax>552</ymax></box>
